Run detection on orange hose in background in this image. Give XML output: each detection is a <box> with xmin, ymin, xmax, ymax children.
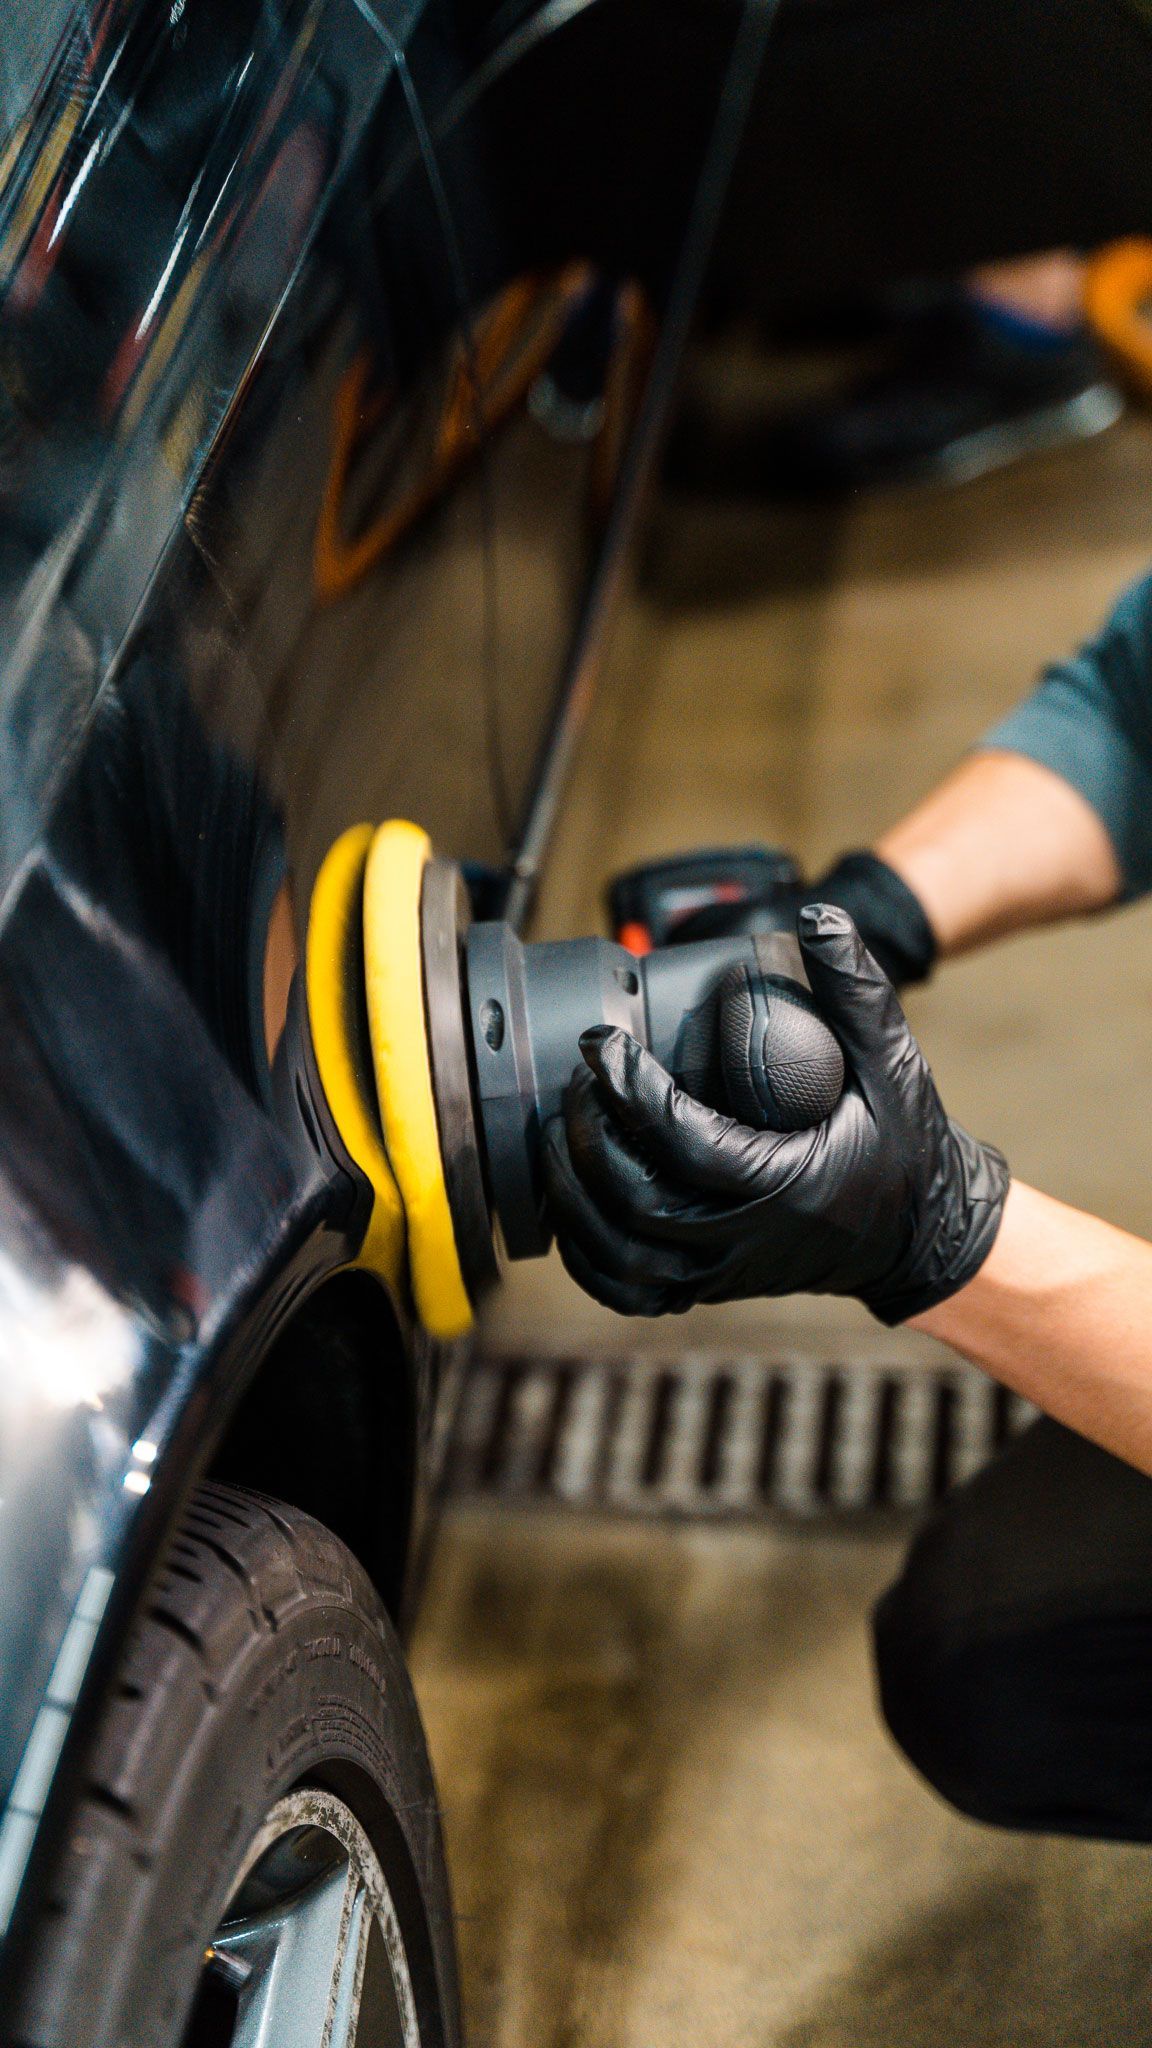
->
<box><xmin>1084</xmin><ymin>239</ymin><xmax>1152</xmax><ymax>399</ymax></box>
<box><xmin>314</xmin><ymin>261</ymin><xmax>594</xmax><ymax>604</ymax></box>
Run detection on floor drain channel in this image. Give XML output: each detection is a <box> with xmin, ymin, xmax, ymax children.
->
<box><xmin>442</xmin><ymin>1354</ymin><xmax>1037</xmax><ymax>1519</ymax></box>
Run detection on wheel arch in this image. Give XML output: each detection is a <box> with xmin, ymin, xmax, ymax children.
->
<box><xmin>209</xmin><ymin>1266</ymin><xmax>421</xmax><ymax>1619</ymax></box>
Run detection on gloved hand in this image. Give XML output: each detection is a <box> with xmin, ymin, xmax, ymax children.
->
<box><xmin>542</xmin><ymin>905</ymin><xmax>1008</xmax><ymax>1323</ymax></box>
<box><xmin>671</xmin><ymin>849</ymin><xmax>937</xmax><ymax>990</ymax></box>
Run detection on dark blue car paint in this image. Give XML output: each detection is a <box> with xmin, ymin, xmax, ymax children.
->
<box><xmin>0</xmin><ymin>0</ymin><xmax>769</xmax><ymax>2002</ymax></box>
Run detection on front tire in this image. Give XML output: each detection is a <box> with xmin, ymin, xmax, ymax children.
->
<box><xmin>11</xmin><ymin>1483</ymin><xmax>460</xmax><ymax>2048</ymax></box>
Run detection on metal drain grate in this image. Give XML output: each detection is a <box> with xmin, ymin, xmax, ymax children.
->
<box><xmin>442</xmin><ymin>1353</ymin><xmax>1037</xmax><ymax>1519</ymax></box>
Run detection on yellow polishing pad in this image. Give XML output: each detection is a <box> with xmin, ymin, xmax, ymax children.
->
<box><xmin>306</xmin><ymin>825</ymin><xmax>407</xmax><ymax>1288</ymax></box>
<box><xmin>362</xmin><ymin>820</ymin><xmax>473</xmax><ymax>1340</ymax></box>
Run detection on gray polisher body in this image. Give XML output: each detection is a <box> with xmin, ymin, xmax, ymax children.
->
<box><xmin>462</xmin><ymin>921</ymin><xmax>844</xmax><ymax>1261</ymax></box>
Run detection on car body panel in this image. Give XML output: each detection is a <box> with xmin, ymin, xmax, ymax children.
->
<box><xmin>0</xmin><ymin>0</ymin><xmax>769</xmax><ymax>2000</ymax></box>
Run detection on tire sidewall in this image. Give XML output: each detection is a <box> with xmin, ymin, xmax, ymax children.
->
<box><xmin>141</xmin><ymin>1585</ymin><xmax>446</xmax><ymax>2045</ymax></box>
<box><xmin>14</xmin><ymin>1491</ymin><xmax>459</xmax><ymax>2048</ymax></box>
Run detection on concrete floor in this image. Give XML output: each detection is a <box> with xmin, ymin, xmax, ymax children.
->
<box><xmin>411</xmin><ymin>405</ymin><xmax>1152</xmax><ymax>2044</ymax></box>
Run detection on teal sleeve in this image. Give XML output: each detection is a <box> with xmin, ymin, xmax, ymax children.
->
<box><xmin>981</xmin><ymin>570</ymin><xmax>1152</xmax><ymax>898</ymax></box>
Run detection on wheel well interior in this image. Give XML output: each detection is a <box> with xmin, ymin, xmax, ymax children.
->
<box><xmin>209</xmin><ymin>1269</ymin><xmax>416</xmax><ymax>1617</ymax></box>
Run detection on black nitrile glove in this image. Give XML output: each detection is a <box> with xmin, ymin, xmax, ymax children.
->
<box><xmin>542</xmin><ymin>905</ymin><xmax>1007</xmax><ymax>1323</ymax></box>
<box><xmin>672</xmin><ymin>849</ymin><xmax>937</xmax><ymax>990</ymax></box>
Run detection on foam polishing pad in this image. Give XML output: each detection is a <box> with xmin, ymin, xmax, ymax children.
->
<box><xmin>306</xmin><ymin>825</ymin><xmax>408</xmax><ymax>1287</ymax></box>
<box><xmin>363</xmin><ymin>820</ymin><xmax>473</xmax><ymax>1339</ymax></box>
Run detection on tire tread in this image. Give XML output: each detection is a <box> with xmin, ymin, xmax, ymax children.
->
<box><xmin>11</xmin><ymin>1484</ymin><xmax>458</xmax><ymax>2048</ymax></box>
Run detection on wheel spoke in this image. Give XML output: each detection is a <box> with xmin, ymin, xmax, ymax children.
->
<box><xmin>196</xmin><ymin>1791</ymin><xmax>420</xmax><ymax>2048</ymax></box>
<box><xmin>214</xmin><ymin>1858</ymin><xmax>359</xmax><ymax>2048</ymax></box>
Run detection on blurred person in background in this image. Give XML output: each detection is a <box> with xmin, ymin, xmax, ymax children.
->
<box><xmin>670</xmin><ymin>0</ymin><xmax>1152</xmax><ymax>495</ymax></box>
<box><xmin>670</xmin><ymin>250</ymin><xmax>1121</xmax><ymax>496</ymax></box>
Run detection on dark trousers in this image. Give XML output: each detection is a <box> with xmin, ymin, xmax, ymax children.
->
<box><xmin>715</xmin><ymin>0</ymin><xmax>1152</xmax><ymax>314</ymax></box>
<box><xmin>874</xmin><ymin>1418</ymin><xmax>1152</xmax><ymax>1839</ymax></box>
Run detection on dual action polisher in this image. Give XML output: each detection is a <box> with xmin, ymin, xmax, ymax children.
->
<box><xmin>306</xmin><ymin>821</ymin><xmax>845</xmax><ymax>1339</ymax></box>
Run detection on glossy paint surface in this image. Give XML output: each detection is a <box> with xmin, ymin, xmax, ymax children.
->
<box><xmin>0</xmin><ymin>0</ymin><xmax>751</xmax><ymax>1988</ymax></box>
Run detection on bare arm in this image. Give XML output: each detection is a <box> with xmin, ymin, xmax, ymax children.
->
<box><xmin>913</xmin><ymin>1182</ymin><xmax>1152</xmax><ymax>1474</ymax></box>
<box><xmin>876</xmin><ymin>749</ymin><xmax>1122</xmax><ymax>958</ymax></box>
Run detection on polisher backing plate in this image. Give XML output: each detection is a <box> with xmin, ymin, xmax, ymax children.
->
<box><xmin>306</xmin><ymin>824</ymin><xmax>407</xmax><ymax>1286</ymax></box>
<box><xmin>363</xmin><ymin>820</ymin><xmax>473</xmax><ymax>1339</ymax></box>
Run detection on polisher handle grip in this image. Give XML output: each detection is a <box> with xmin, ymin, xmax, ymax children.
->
<box><xmin>715</xmin><ymin>964</ymin><xmax>844</xmax><ymax>1132</ymax></box>
<box><xmin>464</xmin><ymin>920</ymin><xmax>847</xmax><ymax>1263</ymax></box>
<box><xmin>642</xmin><ymin>932</ymin><xmax>844</xmax><ymax>1133</ymax></box>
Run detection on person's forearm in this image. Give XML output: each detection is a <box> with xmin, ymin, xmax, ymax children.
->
<box><xmin>875</xmin><ymin>750</ymin><xmax>1121</xmax><ymax>958</ymax></box>
<box><xmin>912</xmin><ymin>1182</ymin><xmax>1152</xmax><ymax>1474</ymax></box>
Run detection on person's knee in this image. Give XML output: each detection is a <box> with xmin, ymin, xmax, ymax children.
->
<box><xmin>872</xmin><ymin>1523</ymin><xmax>1039</xmax><ymax>1829</ymax></box>
<box><xmin>873</xmin><ymin>1575</ymin><xmax>991</xmax><ymax>1823</ymax></box>
<box><xmin>875</xmin><ymin>1421</ymin><xmax>1152</xmax><ymax>1839</ymax></box>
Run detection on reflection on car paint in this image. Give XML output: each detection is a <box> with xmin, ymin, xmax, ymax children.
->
<box><xmin>0</xmin><ymin>0</ymin><xmax>756</xmax><ymax>1987</ymax></box>
<box><xmin>0</xmin><ymin>0</ymin><xmax>416</xmax><ymax>901</ymax></box>
<box><xmin>0</xmin><ymin>1564</ymin><xmax>114</xmax><ymax>1933</ymax></box>
<box><xmin>0</xmin><ymin>0</ymin><xmax>420</xmax><ymax>1964</ymax></box>
<box><xmin>313</xmin><ymin>260</ymin><xmax>595</xmax><ymax>600</ymax></box>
